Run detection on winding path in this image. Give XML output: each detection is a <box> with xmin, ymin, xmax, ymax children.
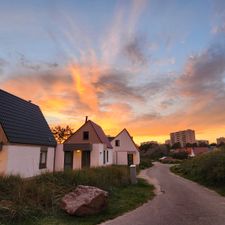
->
<box><xmin>101</xmin><ymin>162</ymin><xmax>225</xmax><ymax>225</ymax></box>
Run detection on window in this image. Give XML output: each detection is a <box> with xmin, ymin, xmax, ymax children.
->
<box><xmin>83</xmin><ymin>131</ymin><xmax>89</xmax><ymax>140</ymax></box>
<box><xmin>106</xmin><ymin>150</ymin><xmax>109</xmax><ymax>162</ymax></box>
<box><xmin>39</xmin><ymin>147</ymin><xmax>48</xmax><ymax>169</ymax></box>
<box><xmin>103</xmin><ymin>150</ymin><xmax>106</xmax><ymax>164</ymax></box>
<box><xmin>115</xmin><ymin>140</ymin><xmax>120</xmax><ymax>146</ymax></box>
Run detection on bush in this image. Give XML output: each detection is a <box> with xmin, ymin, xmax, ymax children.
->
<box><xmin>139</xmin><ymin>158</ymin><xmax>153</xmax><ymax>169</ymax></box>
<box><xmin>169</xmin><ymin>151</ymin><xmax>188</xmax><ymax>160</ymax></box>
<box><xmin>172</xmin><ymin>147</ymin><xmax>225</xmax><ymax>186</ymax></box>
<box><xmin>0</xmin><ymin>166</ymin><xmax>130</xmax><ymax>224</ymax></box>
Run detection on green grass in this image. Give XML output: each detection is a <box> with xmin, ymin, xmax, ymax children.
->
<box><xmin>23</xmin><ymin>178</ymin><xmax>154</xmax><ymax>225</ymax></box>
<box><xmin>170</xmin><ymin>147</ymin><xmax>225</xmax><ymax>196</ymax></box>
<box><xmin>0</xmin><ymin>167</ymin><xmax>154</xmax><ymax>225</ymax></box>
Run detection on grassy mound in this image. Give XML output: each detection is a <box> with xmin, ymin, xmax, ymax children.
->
<box><xmin>0</xmin><ymin>166</ymin><xmax>154</xmax><ymax>225</ymax></box>
<box><xmin>171</xmin><ymin>146</ymin><xmax>225</xmax><ymax>195</ymax></box>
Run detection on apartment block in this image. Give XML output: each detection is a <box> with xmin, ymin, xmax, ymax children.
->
<box><xmin>170</xmin><ymin>129</ymin><xmax>196</xmax><ymax>147</ymax></box>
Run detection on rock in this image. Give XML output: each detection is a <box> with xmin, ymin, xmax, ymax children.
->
<box><xmin>60</xmin><ymin>185</ymin><xmax>108</xmax><ymax>216</ymax></box>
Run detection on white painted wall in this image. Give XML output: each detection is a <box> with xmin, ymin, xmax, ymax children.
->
<box><xmin>91</xmin><ymin>144</ymin><xmax>102</xmax><ymax>167</ymax></box>
<box><xmin>6</xmin><ymin>145</ymin><xmax>55</xmax><ymax>178</ymax></box>
<box><xmin>116</xmin><ymin>152</ymin><xmax>127</xmax><ymax>165</ymax></box>
<box><xmin>55</xmin><ymin>143</ymin><xmax>113</xmax><ymax>171</ymax></box>
<box><xmin>91</xmin><ymin>144</ymin><xmax>113</xmax><ymax>167</ymax></box>
<box><xmin>55</xmin><ymin>144</ymin><xmax>64</xmax><ymax>171</ymax></box>
<box><xmin>111</xmin><ymin>130</ymin><xmax>140</xmax><ymax>165</ymax></box>
<box><xmin>0</xmin><ymin>145</ymin><xmax>8</xmax><ymax>175</ymax></box>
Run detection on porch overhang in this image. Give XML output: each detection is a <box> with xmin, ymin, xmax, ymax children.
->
<box><xmin>63</xmin><ymin>143</ymin><xmax>92</xmax><ymax>152</ymax></box>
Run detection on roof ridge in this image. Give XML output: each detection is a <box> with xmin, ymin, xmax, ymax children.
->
<box><xmin>111</xmin><ymin>128</ymin><xmax>139</xmax><ymax>151</ymax></box>
<box><xmin>0</xmin><ymin>89</ymin><xmax>38</xmax><ymax>107</ymax></box>
<box><xmin>88</xmin><ymin>120</ymin><xmax>113</xmax><ymax>149</ymax></box>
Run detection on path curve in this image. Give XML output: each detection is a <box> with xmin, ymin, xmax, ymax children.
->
<box><xmin>101</xmin><ymin>162</ymin><xmax>225</xmax><ymax>225</ymax></box>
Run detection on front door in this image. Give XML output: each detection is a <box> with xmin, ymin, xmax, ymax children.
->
<box><xmin>127</xmin><ymin>154</ymin><xmax>134</xmax><ymax>166</ymax></box>
<box><xmin>64</xmin><ymin>151</ymin><xmax>73</xmax><ymax>170</ymax></box>
<box><xmin>82</xmin><ymin>151</ymin><xmax>90</xmax><ymax>168</ymax></box>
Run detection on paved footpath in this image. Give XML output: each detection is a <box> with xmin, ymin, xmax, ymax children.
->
<box><xmin>101</xmin><ymin>162</ymin><xmax>225</xmax><ymax>225</ymax></box>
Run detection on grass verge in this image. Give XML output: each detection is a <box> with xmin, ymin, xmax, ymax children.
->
<box><xmin>24</xmin><ymin>178</ymin><xmax>154</xmax><ymax>225</ymax></box>
<box><xmin>0</xmin><ymin>166</ymin><xmax>154</xmax><ymax>225</ymax></box>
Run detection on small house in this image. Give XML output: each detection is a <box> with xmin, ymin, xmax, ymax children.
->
<box><xmin>55</xmin><ymin>119</ymin><xmax>113</xmax><ymax>171</ymax></box>
<box><xmin>186</xmin><ymin>147</ymin><xmax>209</xmax><ymax>157</ymax></box>
<box><xmin>110</xmin><ymin>129</ymin><xmax>140</xmax><ymax>165</ymax></box>
<box><xmin>0</xmin><ymin>89</ymin><xmax>57</xmax><ymax>178</ymax></box>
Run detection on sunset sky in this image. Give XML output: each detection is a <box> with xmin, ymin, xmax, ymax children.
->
<box><xmin>0</xmin><ymin>0</ymin><xmax>225</xmax><ymax>144</ymax></box>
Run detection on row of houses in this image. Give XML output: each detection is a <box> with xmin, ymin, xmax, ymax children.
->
<box><xmin>0</xmin><ymin>89</ymin><xmax>140</xmax><ymax>178</ymax></box>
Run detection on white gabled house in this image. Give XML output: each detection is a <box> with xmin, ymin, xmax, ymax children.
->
<box><xmin>110</xmin><ymin>129</ymin><xmax>140</xmax><ymax>166</ymax></box>
<box><xmin>55</xmin><ymin>119</ymin><xmax>113</xmax><ymax>171</ymax></box>
<box><xmin>0</xmin><ymin>89</ymin><xmax>57</xmax><ymax>178</ymax></box>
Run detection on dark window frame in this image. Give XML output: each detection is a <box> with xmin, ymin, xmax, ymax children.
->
<box><xmin>83</xmin><ymin>131</ymin><xmax>89</xmax><ymax>140</ymax></box>
<box><xmin>103</xmin><ymin>150</ymin><xmax>106</xmax><ymax>164</ymax></box>
<box><xmin>106</xmin><ymin>150</ymin><xmax>109</xmax><ymax>162</ymax></box>
<box><xmin>115</xmin><ymin>140</ymin><xmax>120</xmax><ymax>146</ymax></box>
<box><xmin>39</xmin><ymin>147</ymin><xmax>48</xmax><ymax>169</ymax></box>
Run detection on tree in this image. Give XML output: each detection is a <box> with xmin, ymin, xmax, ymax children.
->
<box><xmin>51</xmin><ymin>125</ymin><xmax>74</xmax><ymax>144</ymax></box>
<box><xmin>170</xmin><ymin>151</ymin><xmax>188</xmax><ymax>160</ymax></box>
<box><xmin>218</xmin><ymin>142</ymin><xmax>225</xmax><ymax>147</ymax></box>
<box><xmin>186</xmin><ymin>143</ymin><xmax>197</xmax><ymax>147</ymax></box>
<box><xmin>210</xmin><ymin>143</ymin><xmax>217</xmax><ymax>146</ymax></box>
<box><xmin>198</xmin><ymin>142</ymin><xmax>209</xmax><ymax>147</ymax></box>
<box><xmin>171</xmin><ymin>142</ymin><xmax>181</xmax><ymax>149</ymax></box>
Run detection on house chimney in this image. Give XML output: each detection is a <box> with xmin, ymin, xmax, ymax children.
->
<box><xmin>85</xmin><ymin>116</ymin><xmax>88</xmax><ymax>123</ymax></box>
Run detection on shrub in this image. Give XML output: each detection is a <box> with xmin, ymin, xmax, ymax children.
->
<box><xmin>172</xmin><ymin>147</ymin><xmax>225</xmax><ymax>186</ymax></box>
<box><xmin>139</xmin><ymin>158</ymin><xmax>153</xmax><ymax>169</ymax></box>
<box><xmin>169</xmin><ymin>151</ymin><xmax>188</xmax><ymax>160</ymax></box>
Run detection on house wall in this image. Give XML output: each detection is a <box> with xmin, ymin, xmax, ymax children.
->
<box><xmin>107</xmin><ymin>148</ymin><xmax>113</xmax><ymax>165</ymax></box>
<box><xmin>0</xmin><ymin>125</ymin><xmax>7</xmax><ymax>144</ymax></box>
<box><xmin>0</xmin><ymin>145</ymin><xmax>8</xmax><ymax>175</ymax></box>
<box><xmin>91</xmin><ymin>143</ymin><xmax>102</xmax><ymax>167</ymax></box>
<box><xmin>65</xmin><ymin>122</ymin><xmax>100</xmax><ymax>144</ymax></box>
<box><xmin>111</xmin><ymin>130</ymin><xmax>140</xmax><ymax>165</ymax></box>
<box><xmin>92</xmin><ymin>144</ymin><xmax>113</xmax><ymax>167</ymax></box>
<box><xmin>6</xmin><ymin>145</ymin><xmax>55</xmax><ymax>178</ymax></box>
<box><xmin>116</xmin><ymin>152</ymin><xmax>127</xmax><ymax>165</ymax></box>
<box><xmin>115</xmin><ymin>151</ymin><xmax>140</xmax><ymax>165</ymax></box>
<box><xmin>55</xmin><ymin>144</ymin><xmax>64</xmax><ymax>171</ymax></box>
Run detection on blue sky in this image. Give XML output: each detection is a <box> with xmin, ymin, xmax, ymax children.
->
<box><xmin>0</xmin><ymin>0</ymin><xmax>225</xmax><ymax>143</ymax></box>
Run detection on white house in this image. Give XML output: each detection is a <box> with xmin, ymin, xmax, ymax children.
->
<box><xmin>110</xmin><ymin>129</ymin><xmax>140</xmax><ymax>165</ymax></box>
<box><xmin>55</xmin><ymin>119</ymin><xmax>113</xmax><ymax>171</ymax></box>
<box><xmin>0</xmin><ymin>89</ymin><xmax>57</xmax><ymax>178</ymax></box>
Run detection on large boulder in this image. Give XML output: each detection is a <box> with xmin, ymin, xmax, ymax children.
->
<box><xmin>60</xmin><ymin>185</ymin><xmax>108</xmax><ymax>216</ymax></box>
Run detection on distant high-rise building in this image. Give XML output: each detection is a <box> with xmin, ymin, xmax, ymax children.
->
<box><xmin>216</xmin><ymin>137</ymin><xmax>225</xmax><ymax>145</ymax></box>
<box><xmin>170</xmin><ymin>129</ymin><xmax>196</xmax><ymax>147</ymax></box>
